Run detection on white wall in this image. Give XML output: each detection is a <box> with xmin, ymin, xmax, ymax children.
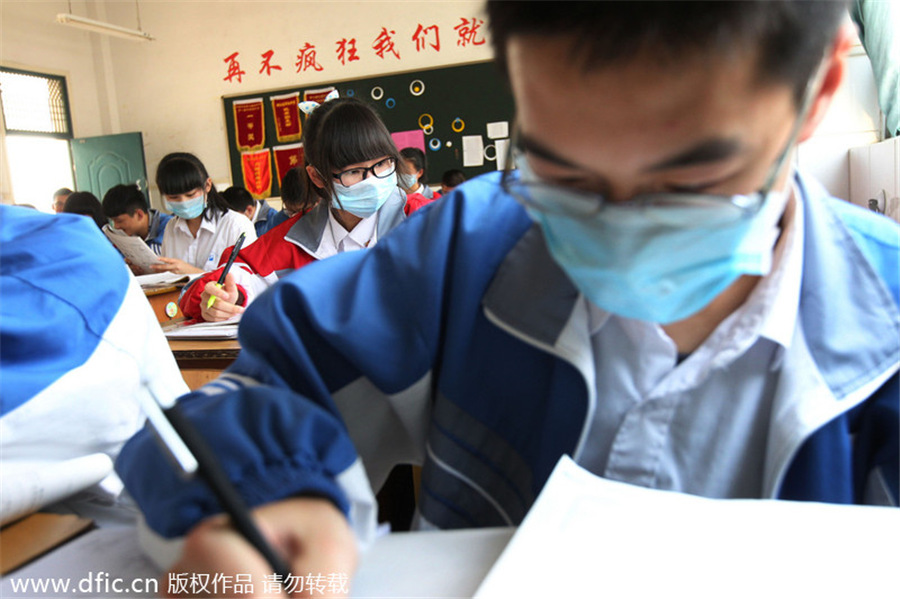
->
<box><xmin>2</xmin><ymin>0</ymin><xmax>491</xmax><ymax>206</ymax></box>
<box><xmin>0</xmin><ymin>1</ymin><xmax>884</xmax><ymax>207</ymax></box>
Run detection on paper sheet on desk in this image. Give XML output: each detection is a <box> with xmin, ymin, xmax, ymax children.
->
<box><xmin>136</xmin><ymin>272</ymin><xmax>190</xmax><ymax>288</ymax></box>
<box><xmin>0</xmin><ymin>454</ymin><xmax>114</xmax><ymax>526</ymax></box>
<box><xmin>163</xmin><ymin>315</ymin><xmax>241</xmax><ymax>340</ymax></box>
<box><xmin>103</xmin><ymin>226</ymin><xmax>164</xmax><ymax>275</ymax></box>
<box><xmin>475</xmin><ymin>456</ymin><xmax>899</xmax><ymax>598</ymax></box>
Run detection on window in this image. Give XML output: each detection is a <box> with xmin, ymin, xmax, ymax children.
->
<box><xmin>0</xmin><ymin>67</ymin><xmax>75</xmax><ymax>212</ymax></box>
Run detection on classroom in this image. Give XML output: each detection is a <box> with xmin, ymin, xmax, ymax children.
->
<box><xmin>1</xmin><ymin>1</ymin><xmax>898</xmax><ymax>597</ymax></box>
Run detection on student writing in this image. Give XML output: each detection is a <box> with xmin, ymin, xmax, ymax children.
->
<box><xmin>182</xmin><ymin>97</ymin><xmax>434</xmax><ymax>323</ymax></box>
<box><xmin>153</xmin><ymin>152</ymin><xmax>257</xmax><ymax>275</ymax></box>
<box><xmin>117</xmin><ymin>0</ymin><xmax>899</xmax><ymax>592</ymax></box>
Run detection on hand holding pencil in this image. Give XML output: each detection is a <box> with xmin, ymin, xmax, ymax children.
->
<box><xmin>200</xmin><ymin>233</ymin><xmax>247</xmax><ymax>322</ymax></box>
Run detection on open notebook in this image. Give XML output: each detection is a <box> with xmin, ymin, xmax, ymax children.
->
<box><xmin>162</xmin><ymin>315</ymin><xmax>241</xmax><ymax>340</ymax></box>
<box><xmin>475</xmin><ymin>456</ymin><xmax>899</xmax><ymax>598</ymax></box>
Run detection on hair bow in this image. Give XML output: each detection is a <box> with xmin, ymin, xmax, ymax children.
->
<box><xmin>298</xmin><ymin>89</ymin><xmax>340</xmax><ymax>115</ymax></box>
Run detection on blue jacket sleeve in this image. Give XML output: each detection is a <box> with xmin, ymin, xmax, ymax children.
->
<box><xmin>116</xmin><ymin>174</ymin><xmax>530</xmax><ymax>538</ymax></box>
<box><xmin>116</xmin><ymin>386</ymin><xmax>359</xmax><ymax>537</ymax></box>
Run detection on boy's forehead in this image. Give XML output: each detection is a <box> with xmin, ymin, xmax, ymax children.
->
<box><xmin>505</xmin><ymin>34</ymin><xmax>793</xmax><ymax>170</ymax></box>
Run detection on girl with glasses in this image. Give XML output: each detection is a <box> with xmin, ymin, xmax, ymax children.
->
<box><xmin>182</xmin><ymin>97</ymin><xmax>433</xmax><ymax>322</ymax></box>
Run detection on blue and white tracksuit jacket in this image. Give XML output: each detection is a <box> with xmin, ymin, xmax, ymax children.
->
<box><xmin>1</xmin><ymin>207</ymin><xmax>188</xmax><ymax>513</ymax></box>
<box><xmin>117</xmin><ymin>171</ymin><xmax>900</xmax><ymax>543</ymax></box>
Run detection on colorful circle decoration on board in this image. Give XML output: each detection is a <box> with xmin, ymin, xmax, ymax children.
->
<box><xmin>451</xmin><ymin>118</ymin><xmax>465</xmax><ymax>132</ymax></box>
<box><xmin>409</xmin><ymin>80</ymin><xmax>425</xmax><ymax>96</ymax></box>
<box><xmin>386</xmin><ymin>98</ymin><xmax>396</xmax><ymax>109</ymax></box>
<box><xmin>446</xmin><ymin>141</ymin><xmax>453</xmax><ymax>148</ymax></box>
<box><xmin>370</xmin><ymin>86</ymin><xmax>384</xmax><ymax>100</ymax></box>
<box><xmin>429</xmin><ymin>138</ymin><xmax>442</xmax><ymax>151</ymax></box>
<box><xmin>418</xmin><ymin>113</ymin><xmax>434</xmax><ymax>130</ymax></box>
<box><xmin>346</xmin><ymin>89</ymin><xmax>355</xmax><ymax>97</ymax></box>
<box><xmin>423</xmin><ymin>125</ymin><xmax>434</xmax><ymax>135</ymax></box>
<box><xmin>483</xmin><ymin>144</ymin><xmax>497</xmax><ymax>161</ymax></box>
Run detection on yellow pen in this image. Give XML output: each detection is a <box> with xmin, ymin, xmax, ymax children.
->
<box><xmin>207</xmin><ymin>232</ymin><xmax>246</xmax><ymax>309</ymax></box>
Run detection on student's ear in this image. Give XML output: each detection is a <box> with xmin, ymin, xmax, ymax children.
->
<box><xmin>203</xmin><ymin>178</ymin><xmax>213</xmax><ymax>193</ymax></box>
<box><xmin>306</xmin><ymin>165</ymin><xmax>326</xmax><ymax>189</ymax></box>
<box><xmin>797</xmin><ymin>22</ymin><xmax>853</xmax><ymax>143</ymax></box>
<box><xmin>244</xmin><ymin>205</ymin><xmax>255</xmax><ymax>219</ymax></box>
<box><xmin>135</xmin><ymin>208</ymin><xmax>147</xmax><ymax>222</ymax></box>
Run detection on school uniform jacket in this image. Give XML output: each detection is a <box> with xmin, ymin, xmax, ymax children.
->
<box><xmin>1</xmin><ymin>207</ymin><xmax>188</xmax><ymax>510</ymax></box>
<box><xmin>179</xmin><ymin>188</ymin><xmax>433</xmax><ymax>320</ymax></box>
<box><xmin>117</xmin><ymin>171</ymin><xmax>900</xmax><ymax>543</ymax></box>
<box><xmin>146</xmin><ymin>209</ymin><xmax>172</xmax><ymax>255</ymax></box>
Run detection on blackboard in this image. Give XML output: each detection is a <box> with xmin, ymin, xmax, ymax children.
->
<box><xmin>222</xmin><ymin>60</ymin><xmax>515</xmax><ymax>197</ymax></box>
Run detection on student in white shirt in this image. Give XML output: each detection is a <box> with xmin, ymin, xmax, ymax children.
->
<box><xmin>152</xmin><ymin>152</ymin><xmax>257</xmax><ymax>274</ymax></box>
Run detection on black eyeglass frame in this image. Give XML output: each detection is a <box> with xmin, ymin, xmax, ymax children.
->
<box><xmin>331</xmin><ymin>156</ymin><xmax>397</xmax><ymax>187</ymax></box>
<box><xmin>501</xmin><ymin>60</ymin><xmax>827</xmax><ymax>224</ymax></box>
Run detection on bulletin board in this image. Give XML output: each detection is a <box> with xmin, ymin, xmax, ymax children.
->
<box><xmin>222</xmin><ymin>60</ymin><xmax>515</xmax><ymax>198</ymax></box>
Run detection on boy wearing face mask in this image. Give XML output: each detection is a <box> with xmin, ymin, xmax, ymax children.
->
<box><xmin>118</xmin><ymin>0</ymin><xmax>898</xmax><ymax>589</ymax></box>
<box><xmin>180</xmin><ymin>98</ymin><xmax>432</xmax><ymax>322</ymax></box>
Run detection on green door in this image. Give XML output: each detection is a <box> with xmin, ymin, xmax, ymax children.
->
<box><xmin>70</xmin><ymin>132</ymin><xmax>149</xmax><ymax>202</ymax></box>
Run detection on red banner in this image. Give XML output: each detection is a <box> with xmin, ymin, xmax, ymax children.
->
<box><xmin>271</xmin><ymin>92</ymin><xmax>302</xmax><ymax>143</ymax></box>
<box><xmin>241</xmin><ymin>149</ymin><xmax>272</xmax><ymax>200</ymax></box>
<box><xmin>273</xmin><ymin>143</ymin><xmax>305</xmax><ymax>186</ymax></box>
<box><xmin>303</xmin><ymin>86</ymin><xmax>336</xmax><ymax>104</ymax></box>
<box><xmin>233</xmin><ymin>98</ymin><xmax>265</xmax><ymax>152</ymax></box>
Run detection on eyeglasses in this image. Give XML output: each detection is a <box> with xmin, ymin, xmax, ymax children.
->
<box><xmin>501</xmin><ymin>62</ymin><xmax>825</xmax><ymax>227</ymax></box>
<box><xmin>332</xmin><ymin>157</ymin><xmax>396</xmax><ymax>187</ymax></box>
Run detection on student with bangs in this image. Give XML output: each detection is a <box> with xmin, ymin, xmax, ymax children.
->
<box><xmin>180</xmin><ymin>97</ymin><xmax>432</xmax><ymax>322</ymax></box>
<box><xmin>153</xmin><ymin>152</ymin><xmax>257</xmax><ymax>274</ymax></box>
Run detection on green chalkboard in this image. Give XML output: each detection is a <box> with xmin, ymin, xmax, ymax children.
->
<box><xmin>222</xmin><ymin>60</ymin><xmax>515</xmax><ymax>197</ymax></box>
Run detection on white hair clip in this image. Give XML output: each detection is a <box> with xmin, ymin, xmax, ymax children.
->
<box><xmin>299</xmin><ymin>89</ymin><xmax>340</xmax><ymax>115</ymax></box>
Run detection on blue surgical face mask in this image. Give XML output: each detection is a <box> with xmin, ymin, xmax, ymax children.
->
<box><xmin>399</xmin><ymin>173</ymin><xmax>419</xmax><ymax>190</ymax></box>
<box><xmin>165</xmin><ymin>193</ymin><xmax>206</xmax><ymax>220</ymax></box>
<box><xmin>521</xmin><ymin>158</ymin><xmax>789</xmax><ymax>324</ymax></box>
<box><xmin>333</xmin><ymin>172</ymin><xmax>397</xmax><ymax>218</ymax></box>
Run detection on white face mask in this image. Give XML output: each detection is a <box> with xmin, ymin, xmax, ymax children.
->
<box><xmin>332</xmin><ymin>172</ymin><xmax>397</xmax><ymax>218</ymax></box>
<box><xmin>399</xmin><ymin>173</ymin><xmax>419</xmax><ymax>190</ymax></box>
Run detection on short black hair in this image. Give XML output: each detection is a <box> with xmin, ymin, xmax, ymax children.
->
<box><xmin>442</xmin><ymin>169</ymin><xmax>466</xmax><ymax>188</ymax></box>
<box><xmin>487</xmin><ymin>0</ymin><xmax>849</xmax><ymax>103</ymax></box>
<box><xmin>63</xmin><ymin>191</ymin><xmax>105</xmax><ymax>229</ymax></box>
<box><xmin>155</xmin><ymin>152</ymin><xmax>229</xmax><ymax>220</ymax></box>
<box><xmin>53</xmin><ymin>187</ymin><xmax>74</xmax><ymax>199</ymax></box>
<box><xmin>400</xmin><ymin>147</ymin><xmax>427</xmax><ymax>183</ymax></box>
<box><xmin>102</xmin><ymin>183</ymin><xmax>149</xmax><ymax>218</ymax></box>
<box><xmin>302</xmin><ymin>97</ymin><xmax>400</xmax><ymax>206</ymax></box>
<box><xmin>222</xmin><ymin>186</ymin><xmax>255</xmax><ymax>213</ymax></box>
<box><xmin>280</xmin><ymin>167</ymin><xmax>307</xmax><ymax>213</ymax></box>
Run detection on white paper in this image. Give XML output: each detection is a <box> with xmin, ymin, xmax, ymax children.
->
<box><xmin>485</xmin><ymin>121</ymin><xmax>509</xmax><ymax>140</ymax></box>
<box><xmin>494</xmin><ymin>139</ymin><xmax>510</xmax><ymax>171</ymax></box>
<box><xmin>103</xmin><ymin>226</ymin><xmax>164</xmax><ymax>275</ymax></box>
<box><xmin>0</xmin><ymin>454</ymin><xmax>114</xmax><ymax>526</ymax></box>
<box><xmin>135</xmin><ymin>272</ymin><xmax>190</xmax><ymax>288</ymax></box>
<box><xmin>462</xmin><ymin>135</ymin><xmax>485</xmax><ymax>167</ymax></box>
<box><xmin>476</xmin><ymin>456</ymin><xmax>900</xmax><ymax>598</ymax></box>
<box><xmin>163</xmin><ymin>315</ymin><xmax>241</xmax><ymax>340</ymax></box>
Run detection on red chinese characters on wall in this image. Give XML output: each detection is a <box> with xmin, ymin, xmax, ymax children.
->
<box><xmin>223</xmin><ymin>17</ymin><xmax>489</xmax><ymax>83</ymax></box>
<box><xmin>412</xmin><ymin>24</ymin><xmax>440</xmax><ymax>52</ymax></box>
<box><xmin>223</xmin><ymin>52</ymin><xmax>246</xmax><ymax>83</ymax></box>
<box><xmin>335</xmin><ymin>38</ymin><xmax>361</xmax><ymax>66</ymax></box>
<box><xmin>296</xmin><ymin>43</ymin><xmax>324</xmax><ymax>73</ymax></box>
<box><xmin>372</xmin><ymin>28</ymin><xmax>400</xmax><ymax>60</ymax></box>
<box><xmin>259</xmin><ymin>50</ymin><xmax>283</xmax><ymax>76</ymax></box>
<box><xmin>454</xmin><ymin>17</ymin><xmax>486</xmax><ymax>47</ymax></box>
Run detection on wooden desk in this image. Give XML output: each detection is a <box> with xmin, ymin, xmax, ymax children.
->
<box><xmin>167</xmin><ymin>338</ymin><xmax>241</xmax><ymax>390</ymax></box>
<box><xmin>144</xmin><ymin>286</ymin><xmax>183</xmax><ymax>323</ymax></box>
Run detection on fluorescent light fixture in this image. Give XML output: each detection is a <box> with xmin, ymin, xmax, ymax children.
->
<box><xmin>56</xmin><ymin>13</ymin><xmax>154</xmax><ymax>42</ymax></box>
